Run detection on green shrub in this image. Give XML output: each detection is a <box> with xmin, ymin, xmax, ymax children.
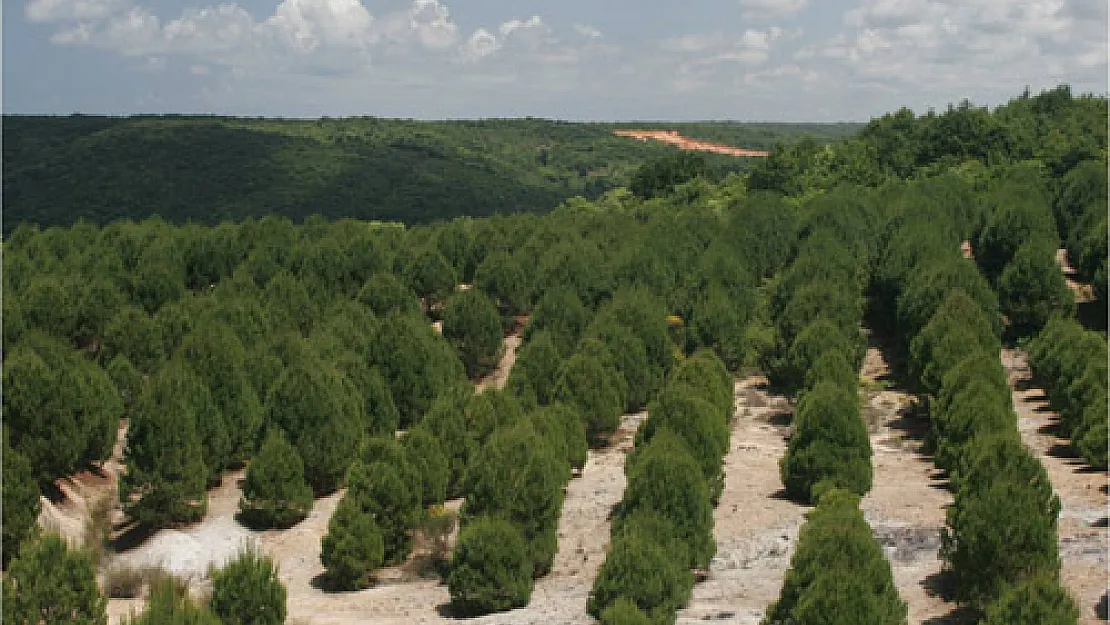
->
<box><xmin>2</xmin><ymin>534</ymin><xmax>107</xmax><ymax>625</ymax></box>
<box><xmin>345</xmin><ymin>460</ymin><xmax>423</xmax><ymax>565</ymax></box>
<box><xmin>462</xmin><ymin>422</ymin><xmax>565</xmax><ymax>576</ymax></box>
<box><xmin>587</xmin><ymin>531</ymin><xmax>693</xmax><ymax>623</ymax></box>
<box><xmin>667</xmin><ymin>350</ymin><xmax>733</xmax><ymax>418</ymax></box>
<box><xmin>636</xmin><ymin>387</ymin><xmax>729</xmax><ymax>501</ymax></box>
<box><xmin>764</xmin><ymin>489</ymin><xmax>905</xmax><ymax>625</ymax></box>
<box><xmin>998</xmin><ymin>241</ymin><xmax>1075</xmax><ymax>336</ymax></box>
<box><xmin>555</xmin><ymin>352</ymin><xmax>627</xmax><ymax>445</ymax></box>
<box><xmin>442</xmin><ymin>290</ymin><xmax>504</xmax><ymax>378</ymax></box>
<box><xmin>123</xmin><ymin>577</ymin><xmax>221</xmax><ymax>625</ymax></box>
<box><xmin>507</xmin><ymin>330</ymin><xmax>564</xmax><ymax>405</ymax></box>
<box><xmin>209</xmin><ymin>548</ymin><xmax>287</xmax><ymax>625</ymax></box>
<box><xmin>447</xmin><ymin>517</ymin><xmax>532</xmax><ymax>616</ymax></box>
<box><xmin>401</xmin><ymin>427</ymin><xmax>450</xmax><ymax>507</ymax></box>
<box><xmin>941</xmin><ymin>478</ymin><xmax>1061</xmax><ymax>608</ymax></box>
<box><xmin>599</xmin><ymin>598</ymin><xmax>654</xmax><ymax>625</ymax></box>
<box><xmin>529</xmin><ymin>403</ymin><xmax>588</xmax><ymax>472</ymax></box>
<box><xmin>319</xmin><ymin>497</ymin><xmax>385</xmax><ymax>591</ymax></box>
<box><xmin>621</xmin><ymin>431</ymin><xmax>715</xmax><ymax>569</ymax></box>
<box><xmin>780</xmin><ymin>382</ymin><xmax>872</xmax><ymax>502</ymax></box>
<box><xmin>2</xmin><ymin>433</ymin><xmax>40</xmax><ymax>569</ymax></box>
<box><xmin>239</xmin><ymin>429</ymin><xmax>314</xmax><ymax>529</ymax></box>
<box><xmin>981</xmin><ymin>575</ymin><xmax>1080</xmax><ymax>625</ymax></box>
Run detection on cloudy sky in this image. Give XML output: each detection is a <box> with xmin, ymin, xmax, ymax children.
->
<box><xmin>5</xmin><ymin>0</ymin><xmax>1107</xmax><ymax>120</ymax></box>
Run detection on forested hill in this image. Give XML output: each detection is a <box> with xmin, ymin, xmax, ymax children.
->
<box><xmin>1</xmin><ymin>115</ymin><xmax>858</xmax><ymax>232</ymax></box>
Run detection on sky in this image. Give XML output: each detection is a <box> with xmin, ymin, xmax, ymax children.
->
<box><xmin>4</xmin><ymin>0</ymin><xmax>1108</xmax><ymax>121</ymax></box>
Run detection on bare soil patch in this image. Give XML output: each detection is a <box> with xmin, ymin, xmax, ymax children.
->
<box><xmin>858</xmin><ymin>340</ymin><xmax>957</xmax><ymax>625</ymax></box>
<box><xmin>613</xmin><ymin>130</ymin><xmax>770</xmax><ymax>157</ymax></box>
<box><xmin>1002</xmin><ymin>348</ymin><xmax>1108</xmax><ymax>625</ymax></box>
<box><xmin>677</xmin><ymin>375</ymin><xmax>806</xmax><ymax>625</ymax></box>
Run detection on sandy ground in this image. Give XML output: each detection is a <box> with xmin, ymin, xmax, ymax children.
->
<box><xmin>476</xmin><ymin>334</ymin><xmax>521</xmax><ymax>393</ymax></box>
<box><xmin>676</xmin><ymin>375</ymin><xmax>807</xmax><ymax>625</ymax></box>
<box><xmin>104</xmin><ymin>332</ymin><xmax>653</xmax><ymax>624</ymax></box>
<box><xmin>1002</xmin><ymin>348</ymin><xmax>1108</xmax><ymax>624</ymax></box>
<box><xmin>1056</xmin><ymin>248</ymin><xmax>1096</xmax><ymax>303</ymax></box>
<box><xmin>858</xmin><ymin>339</ymin><xmax>957</xmax><ymax>624</ymax></box>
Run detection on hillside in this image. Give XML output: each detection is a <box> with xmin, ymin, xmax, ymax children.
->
<box><xmin>1</xmin><ymin>116</ymin><xmax>859</xmax><ymax>232</ymax></box>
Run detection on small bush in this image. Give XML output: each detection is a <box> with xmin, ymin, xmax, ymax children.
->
<box><xmin>447</xmin><ymin>517</ymin><xmax>532</xmax><ymax>616</ymax></box>
<box><xmin>239</xmin><ymin>429</ymin><xmax>314</xmax><ymax>529</ymax></box>
<box><xmin>319</xmin><ymin>498</ymin><xmax>385</xmax><ymax>591</ymax></box>
<box><xmin>209</xmin><ymin>547</ymin><xmax>287</xmax><ymax>625</ymax></box>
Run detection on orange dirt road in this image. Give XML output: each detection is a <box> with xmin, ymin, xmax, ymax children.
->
<box><xmin>613</xmin><ymin>130</ymin><xmax>769</xmax><ymax>157</ymax></box>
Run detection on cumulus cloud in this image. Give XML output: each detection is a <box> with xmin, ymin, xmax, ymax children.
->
<box><xmin>738</xmin><ymin>0</ymin><xmax>808</xmax><ymax>18</ymax></box>
<box><xmin>25</xmin><ymin>0</ymin><xmax>128</xmax><ymax>21</ymax></box>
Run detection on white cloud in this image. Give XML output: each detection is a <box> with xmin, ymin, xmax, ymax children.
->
<box><xmin>460</xmin><ymin>27</ymin><xmax>498</xmax><ymax>60</ymax></box>
<box><xmin>738</xmin><ymin>0</ymin><xmax>807</xmax><ymax>19</ymax></box>
<box><xmin>25</xmin><ymin>0</ymin><xmax>128</xmax><ymax>21</ymax></box>
<box><xmin>572</xmin><ymin>23</ymin><xmax>601</xmax><ymax>39</ymax></box>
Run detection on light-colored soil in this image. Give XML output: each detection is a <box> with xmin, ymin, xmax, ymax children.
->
<box><xmin>1001</xmin><ymin>348</ymin><xmax>1108</xmax><ymax>625</ymax></box>
<box><xmin>104</xmin><ymin>332</ymin><xmax>655</xmax><ymax>624</ymax></box>
<box><xmin>858</xmin><ymin>341</ymin><xmax>956</xmax><ymax>624</ymax></box>
<box><xmin>677</xmin><ymin>375</ymin><xmax>806</xmax><ymax>625</ymax></box>
<box><xmin>1056</xmin><ymin>248</ymin><xmax>1096</xmax><ymax>303</ymax></box>
<box><xmin>612</xmin><ymin>129</ymin><xmax>770</xmax><ymax>157</ymax></box>
<box><xmin>476</xmin><ymin>334</ymin><xmax>521</xmax><ymax>392</ymax></box>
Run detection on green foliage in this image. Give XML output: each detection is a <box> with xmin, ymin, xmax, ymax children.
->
<box><xmin>896</xmin><ymin>257</ymin><xmax>1002</xmax><ymax>343</ymax></box>
<box><xmin>265</xmin><ymin>357</ymin><xmax>364</xmax><ymax>493</ymax></box>
<box><xmin>780</xmin><ymin>382</ymin><xmax>872</xmax><ymax>503</ymax></box>
<box><xmin>581</xmin><ymin>321</ymin><xmax>657</xmax><ymax>412</ymax></box>
<box><xmin>974</xmin><ymin>185</ymin><xmax>1058</xmax><ymax>283</ymax></box>
<box><xmin>209</xmin><ymin>548</ymin><xmax>287</xmax><ymax>625</ymax></box>
<box><xmin>599</xmin><ymin>598</ymin><xmax>654</xmax><ymax>625</ymax></box>
<box><xmin>101</xmin><ymin>305</ymin><xmax>165</xmax><ymax>373</ymax></box>
<box><xmin>420</xmin><ymin>387</ymin><xmax>475</xmax><ymax>497</ymax></box>
<box><xmin>357</xmin><ymin>272</ymin><xmax>421</xmax><ymax>317</ymax></box>
<box><xmin>764</xmin><ymin>489</ymin><xmax>905</xmax><ymax>625</ymax></box>
<box><xmin>2</xmin><ymin>432</ymin><xmax>41</xmax><ymax>569</ymax></box>
<box><xmin>367</xmin><ymin>313</ymin><xmax>466</xmax><ymax>427</ymax></box>
<box><xmin>474</xmin><ymin>250</ymin><xmax>531</xmax><ymax>316</ymax></box>
<box><xmin>345</xmin><ymin>460</ymin><xmax>423</xmax><ymax>564</ymax></box>
<box><xmin>124</xmin><ymin>578</ymin><xmax>222</xmax><ymax>625</ymax></box>
<box><xmin>555</xmin><ymin>351</ymin><xmax>627</xmax><ymax>445</ymax></box>
<box><xmin>907</xmin><ymin>289</ymin><xmax>1001</xmax><ymax>395</ymax></box>
<box><xmin>930</xmin><ymin>379</ymin><xmax>1016</xmax><ymax>472</ymax></box>
<box><xmin>320</xmin><ymin>496</ymin><xmax>385</xmax><ymax>591</ymax></box>
<box><xmin>401</xmin><ymin>427</ymin><xmax>450</xmax><ymax>507</ymax></box>
<box><xmin>239</xmin><ymin>429</ymin><xmax>314</xmax><ymax>529</ymax></box>
<box><xmin>620</xmin><ymin>430</ymin><xmax>715</xmax><ymax>569</ymax></box>
<box><xmin>981</xmin><ymin>575</ymin><xmax>1080</xmax><ymax>625</ymax></box>
<box><xmin>122</xmin><ymin>362</ymin><xmax>209</xmax><ymax>527</ymax></box>
<box><xmin>941</xmin><ymin>476</ymin><xmax>1061</xmax><ymax>609</ymax></box>
<box><xmin>997</xmin><ymin>241</ymin><xmax>1075</xmax><ymax>336</ymax></box>
<box><xmin>507</xmin><ymin>330</ymin><xmax>564</xmax><ymax>406</ymax></box>
<box><xmin>462</xmin><ymin>422</ymin><xmax>566</xmax><ymax>576</ymax></box>
<box><xmin>524</xmin><ymin>287</ymin><xmax>589</xmax><ymax>356</ymax></box>
<box><xmin>400</xmin><ymin>247</ymin><xmax>457</xmax><ymax>304</ymax></box>
<box><xmin>631</xmin><ymin>152</ymin><xmax>710</xmax><ymax>200</ymax></box>
<box><xmin>3</xmin><ymin>333</ymin><xmax>122</xmax><ymax>484</ymax></box>
<box><xmin>448</xmin><ymin>516</ymin><xmax>532</xmax><ymax>616</ymax></box>
<box><xmin>635</xmin><ymin>385</ymin><xmax>729</xmax><ymax>501</ymax></box>
<box><xmin>587</xmin><ymin>529</ymin><xmax>694</xmax><ymax>624</ymax></box>
<box><xmin>2</xmin><ymin>534</ymin><xmax>107</xmax><ymax>625</ymax></box>
<box><xmin>442</xmin><ymin>290</ymin><xmax>503</xmax><ymax>378</ymax></box>
<box><xmin>528</xmin><ymin>403</ymin><xmax>588</xmax><ymax>472</ymax></box>
<box><xmin>106</xmin><ymin>354</ymin><xmax>143</xmax><ymax>411</ymax></box>
<box><xmin>779</xmin><ymin>318</ymin><xmax>860</xmax><ymax>395</ymax></box>
<box><xmin>666</xmin><ymin>350</ymin><xmax>733</xmax><ymax>418</ymax></box>
<box><xmin>177</xmin><ymin>318</ymin><xmax>264</xmax><ymax>466</ymax></box>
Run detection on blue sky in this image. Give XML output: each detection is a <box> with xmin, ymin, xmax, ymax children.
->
<box><xmin>4</xmin><ymin>0</ymin><xmax>1107</xmax><ymax>120</ymax></box>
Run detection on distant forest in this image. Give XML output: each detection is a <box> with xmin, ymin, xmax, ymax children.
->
<box><xmin>1</xmin><ymin>116</ymin><xmax>859</xmax><ymax>232</ymax></box>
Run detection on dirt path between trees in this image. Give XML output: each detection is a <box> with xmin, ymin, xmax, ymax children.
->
<box><xmin>106</xmin><ymin>331</ymin><xmax>656</xmax><ymax>625</ymax></box>
<box><xmin>476</xmin><ymin>334</ymin><xmax>522</xmax><ymax>392</ymax></box>
<box><xmin>676</xmin><ymin>375</ymin><xmax>806</xmax><ymax>625</ymax></box>
<box><xmin>857</xmin><ymin>337</ymin><xmax>957</xmax><ymax>624</ymax></box>
<box><xmin>612</xmin><ymin>130</ymin><xmax>770</xmax><ymax>157</ymax></box>
<box><xmin>1001</xmin><ymin>348</ymin><xmax>1108</xmax><ymax>624</ymax></box>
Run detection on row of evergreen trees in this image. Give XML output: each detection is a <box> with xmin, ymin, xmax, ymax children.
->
<box><xmin>768</xmin><ymin>190</ymin><xmax>874</xmax><ymax>503</ymax></box>
<box><xmin>761</xmin><ymin>190</ymin><xmax>905</xmax><ymax>623</ymax></box>
<box><xmin>875</xmin><ymin>197</ymin><xmax>1078</xmax><ymax>619</ymax></box>
<box><xmin>1027</xmin><ymin>316</ymin><xmax>1108</xmax><ymax>468</ymax></box>
<box><xmin>587</xmin><ymin>351</ymin><xmax>734</xmax><ymax>624</ymax></box>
